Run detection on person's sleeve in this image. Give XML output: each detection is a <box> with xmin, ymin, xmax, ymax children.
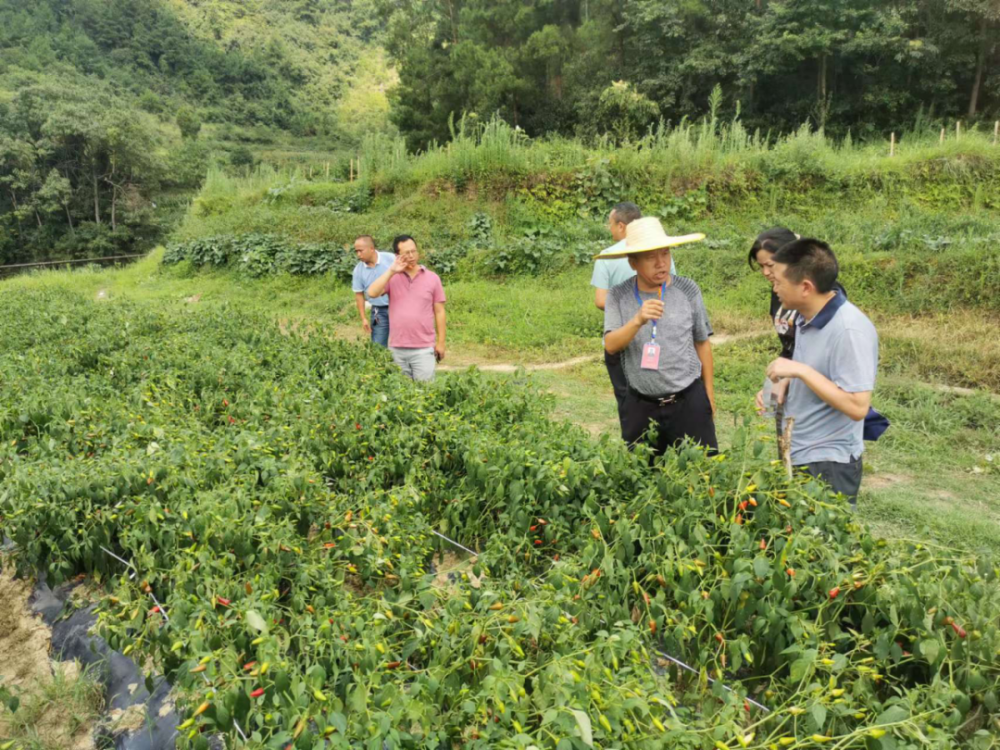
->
<box><xmin>433</xmin><ymin>275</ymin><xmax>446</xmax><ymax>303</ymax></box>
<box><xmin>690</xmin><ymin>284</ymin><xmax>713</xmax><ymax>341</ymax></box>
<box><xmin>829</xmin><ymin>328</ymin><xmax>877</xmax><ymax>392</ymax></box>
<box><xmin>591</xmin><ymin>261</ymin><xmax>610</xmax><ymax>290</ymax></box>
<box><xmin>351</xmin><ymin>265</ymin><xmax>365</xmax><ymax>293</ymax></box>
<box><xmin>604</xmin><ymin>286</ymin><xmax>624</xmax><ymax>333</ymax></box>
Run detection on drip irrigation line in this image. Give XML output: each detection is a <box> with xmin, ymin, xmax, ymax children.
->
<box><xmin>656</xmin><ymin>648</ymin><xmax>770</xmax><ymax>713</ymax></box>
<box><xmin>429</xmin><ymin>528</ymin><xmax>478</xmax><ymax>558</ymax></box>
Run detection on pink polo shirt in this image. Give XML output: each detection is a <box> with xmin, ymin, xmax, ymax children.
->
<box><xmin>386</xmin><ymin>266</ymin><xmax>446</xmax><ymax>348</ymax></box>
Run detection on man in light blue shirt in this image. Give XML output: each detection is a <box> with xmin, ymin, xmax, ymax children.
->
<box><xmin>592</xmin><ymin>203</ymin><xmax>675</xmax><ymax>428</ymax></box>
<box><xmin>761</xmin><ymin>238</ymin><xmax>878</xmax><ymax>506</ymax></box>
<box><xmin>350</xmin><ymin>235</ymin><xmax>395</xmax><ymax>347</ymax></box>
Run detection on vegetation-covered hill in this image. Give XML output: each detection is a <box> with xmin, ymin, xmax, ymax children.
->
<box><xmin>384</xmin><ymin>0</ymin><xmax>1000</xmax><ymax>149</ymax></box>
<box><xmin>0</xmin><ymin>0</ymin><xmax>391</xmax><ymax>264</ymax></box>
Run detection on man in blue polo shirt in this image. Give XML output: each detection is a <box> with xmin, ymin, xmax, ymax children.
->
<box><xmin>759</xmin><ymin>238</ymin><xmax>878</xmax><ymax>506</ymax></box>
<box><xmin>592</xmin><ymin>203</ymin><xmax>675</xmax><ymax>429</ymax></box>
<box><xmin>350</xmin><ymin>235</ymin><xmax>394</xmax><ymax>347</ymax></box>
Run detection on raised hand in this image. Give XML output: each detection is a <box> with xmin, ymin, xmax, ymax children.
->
<box><xmin>635</xmin><ymin>299</ymin><xmax>664</xmax><ymax>324</ymax></box>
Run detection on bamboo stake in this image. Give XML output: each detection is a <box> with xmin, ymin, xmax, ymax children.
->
<box><xmin>325</xmin><ymin>161</ymin><xmax>330</xmax><ymax>177</ymax></box>
<box><xmin>940</xmin><ymin>127</ymin><xmax>945</xmax><ymax>144</ymax></box>
<box><xmin>350</xmin><ymin>159</ymin><xmax>354</xmax><ymax>182</ymax></box>
<box><xmin>994</xmin><ymin>121</ymin><xmax>999</xmax><ymax>145</ymax></box>
<box><xmin>956</xmin><ymin>121</ymin><xmax>961</xmax><ymax>141</ymax></box>
<box><xmin>890</xmin><ymin>132</ymin><xmax>895</xmax><ymax>157</ymax></box>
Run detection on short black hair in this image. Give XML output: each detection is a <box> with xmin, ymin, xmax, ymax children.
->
<box><xmin>748</xmin><ymin>227</ymin><xmax>797</xmax><ymax>269</ymax></box>
<box><xmin>354</xmin><ymin>234</ymin><xmax>375</xmax><ymax>247</ymax></box>
<box><xmin>392</xmin><ymin>234</ymin><xmax>417</xmax><ymax>253</ymax></box>
<box><xmin>772</xmin><ymin>238</ymin><xmax>839</xmax><ymax>293</ymax></box>
<box><xmin>611</xmin><ymin>202</ymin><xmax>642</xmax><ymax>225</ymax></box>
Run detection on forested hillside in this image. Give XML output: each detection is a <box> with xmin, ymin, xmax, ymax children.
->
<box><xmin>0</xmin><ymin>0</ymin><xmax>389</xmax><ymax>264</ymax></box>
<box><xmin>384</xmin><ymin>0</ymin><xmax>1000</xmax><ymax>148</ymax></box>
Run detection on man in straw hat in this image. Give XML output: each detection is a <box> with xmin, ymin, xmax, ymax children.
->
<box><xmin>601</xmin><ymin>217</ymin><xmax>717</xmax><ymax>456</ymax></box>
<box><xmin>592</xmin><ymin>202</ymin><xmax>675</xmax><ymax>429</ymax></box>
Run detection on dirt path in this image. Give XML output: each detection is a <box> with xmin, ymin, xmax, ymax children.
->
<box><xmin>437</xmin><ymin>331</ymin><xmax>756</xmax><ymax>373</ymax></box>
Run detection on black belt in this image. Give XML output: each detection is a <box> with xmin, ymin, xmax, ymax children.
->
<box><xmin>628</xmin><ymin>378</ymin><xmax>700</xmax><ymax>406</ymax></box>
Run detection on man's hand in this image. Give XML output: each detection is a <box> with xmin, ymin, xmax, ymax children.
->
<box><xmin>633</xmin><ymin>299</ymin><xmax>664</xmax><ymax>325</ymax></box>
<box><xmin>434</xmin><ymin>343</ymin><xmax>446</xmax><ymax>362</ymax></box>
<box><xmin>389</xmin><ymin>256</ymin><xmax>409</xmax><ymax>275</ymax></box>
<box><xmin>766</xmin><ymin>357</ymin><xmax>803</xmax><ymax>382</ymax></box>
<box><xmin>361</xmin><ymin>318</ymin><xmax>371</xmax><ymax>335</ymax></box>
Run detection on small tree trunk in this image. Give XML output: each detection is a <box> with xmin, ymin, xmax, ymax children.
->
<box><xmin>93</xmin><ymin>169</ymin><xmax>101</xmax><ymax>224</ymax></box>
<box><xmin>968</xmin><ymin>18</ymin><xmax>988</xmax><ymax>118</ymax></box>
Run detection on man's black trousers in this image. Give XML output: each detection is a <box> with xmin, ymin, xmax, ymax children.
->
<box><xmin>604</xmin><ymin>350</ymin><xmax>629</xmax><ymax>428</ymax></box>
<box><xmin>621</xmin><ymin>377</ymin><xmax>719</xmax><ymax>456</ymax></box>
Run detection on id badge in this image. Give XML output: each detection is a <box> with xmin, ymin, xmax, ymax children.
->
<box><xmin>640</xmin><ymin>342</ymin><xmax>661</xmax><ymax>370</ymax></box>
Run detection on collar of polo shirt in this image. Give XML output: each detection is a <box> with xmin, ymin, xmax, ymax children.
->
<box><xmin>800</xmin><ymin>289</ymin><xmax>847</xmax><ymax>329</ymax></box>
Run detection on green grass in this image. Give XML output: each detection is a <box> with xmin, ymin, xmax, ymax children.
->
<box><xmin>0</xmin><ymin>664</ymin><xmax>104</xmax><ymax>750</ymax></box>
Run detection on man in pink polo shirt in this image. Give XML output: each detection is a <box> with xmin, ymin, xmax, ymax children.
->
<box><xmin>366</xmin><ymin>235</ymin><xmax>447</xmax><ymax>381</ymax></box>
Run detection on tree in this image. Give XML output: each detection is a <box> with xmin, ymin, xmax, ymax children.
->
<box><xmin>176</xmin><ymin>106</ymin><xmax>202</xmax><ymax>140</ymax></box>
<box><xmin>595</xmin><ymin>81</ymin><xmax>660</xmax><ymax>142</ymax></box>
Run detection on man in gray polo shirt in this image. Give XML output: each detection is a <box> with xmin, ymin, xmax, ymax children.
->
<box><xmin>602</xmin><ymin>217</ymin><xmax>716</xmax><ymax>457</ymax></box>
<box><xmin>760</xmin><ymin>238</ymin><xmax>878</xmax><ymax>505</ymax></box>
<box><xmin>592</xmin><ymin>202</ymin><xmax>676</xmax><ymax>431</ymax></box>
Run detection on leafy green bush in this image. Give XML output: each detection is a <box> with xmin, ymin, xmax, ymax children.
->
<box><xmin>163</xmin><ymin>233</ymin><xmax>357</xmax><ymax>279</ymax></box>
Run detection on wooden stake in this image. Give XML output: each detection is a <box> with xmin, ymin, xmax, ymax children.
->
<box><xmin>350</xmin><ymin>159</ymin><xmax>354</xmax><ymax>182</ymax></box>
<box><xmin>325</xmin><ymin>161</ymin><xmax>330</xmax><ymax>177</ymax></box>
<box><xmin>956</xmin><ymin>120</ymin><xmax>961</xmax><ymax>141</ymax></box>
<box><xmin>890</xmin><ymin>132</ymin><xmax>895</xmax><ymax>157</ymax></box>
<box><xmin>940</xmin><ymin>127</ymin><xmax>945</xmax><ymax>144</ymax></box>
<box><xmin>994</xmin><ymin>121</ymin><xmax>999</xmax><ymax>145</ymax></box>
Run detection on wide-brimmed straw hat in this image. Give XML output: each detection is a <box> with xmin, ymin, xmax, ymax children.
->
<box><xmin>594</xmin><ymin>217</ymin><xmax>705</xmax><ymax>259</ymax></box>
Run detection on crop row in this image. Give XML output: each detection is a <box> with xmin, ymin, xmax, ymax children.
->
<box><xmin>1</xmin><ymin>289</ymin><xmax>998</xmax><ymax>749</ymax></box>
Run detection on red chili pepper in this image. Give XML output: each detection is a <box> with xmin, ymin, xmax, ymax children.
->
<box><xmin>250</xmin><ymin>688</ymin><xmax>264</xmax><ymax>698</ymax></box>
<box><xmin>649</xmin><ymin>619</ymin><xmax>657</xmax><ymax>634</ymax></box>
<box><xmin>951</xmin><ymin>621</ymin><xmax>967</xmax><ymax>639</ymax></box>
<box><xmin>759</xmin><ymin>538</ymin><xmax>767</xmax><ymax>551</ymax></box>
<box><xmin>355</xmin><ymin>423</ymin><xmax>361</xmax><ymax>430</ymax></box>
<box><xmin>217</xmin><ymin>597</ymin><xmax>231</xmax><ymax>607</ymax></box>
<box><xmin>534</xmin><ymin>539</ymin><xmax>542</xmax><ymax>546</ymax></box>
<box><xmin>553</xmin><ymin>554</ymin><xmax>560</xmax><ymax>561</ymax></box>
<box><xmin>149</xmin><ymin>606</ymin><xmax>160</xmax><ymax>614</ymax></box>
<box><xmin>227</xmin><ymin>416</ymin><xmax>236</xmax><ymax>424</ymax></box>
<box><xmin>744</xmin><ymin>700</ymin><xmax>751</xmax><ymax>713</ymax></box>
<box><xmin>529</xmin><ymin>525</ymin><xmax>538</xmax><ymax>532</ymax></box>
<box><xmin>385</xmin><ymin>661</ymin><xmax>402</xmax><ymax>669</ymax></box>
<box><xmin>748</xmin><ymin>498</ymin><xmax>758</xmax><ymax>507</ymax></box>
<box><xmin>739</xmin><ymin>501</ymin><xmax>748</xmax><ymax>511</ymax></box>
<box><xmin>829</xmin><ymin>587</ymin><xmax>841</xmax><ymax>599</ymax></box>
<box><xmin>735</xmin><ymin>514</ymin><xmax>743</xmax><ymax>525</ymax></box>
<box><xmin>223</xmin><ymin>399</ymin><xmax>229</xmax><ymax>407</ymax></box>
<box><xmin>243</xmin><ymin>661</ymin><xmax>257</xmax><ymax>671</ymax></box>
<box><xmin>323</xmin><ymin>542</ymin><xmax>336</xmax><ymax>549</ymax></box>
<box><xmin>714</xmin><ymin>633</ymin><xmax>724</xmax><ymax>645</ymax></box>
<box><xmin>786</xmin><ymin>568</ymin><xmax>796</xmax><ymax>577</ymax></box>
